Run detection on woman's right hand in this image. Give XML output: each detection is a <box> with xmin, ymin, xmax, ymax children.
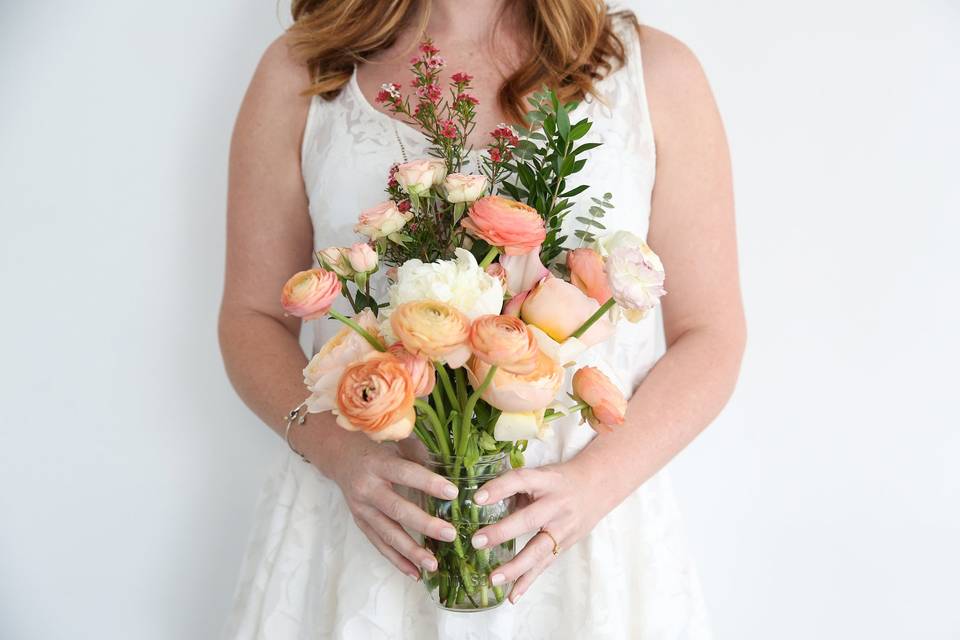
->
<box><xmin>325</xmin><ymin>433</ymin><xmax>460</xmax><ymax>580</ymax></box>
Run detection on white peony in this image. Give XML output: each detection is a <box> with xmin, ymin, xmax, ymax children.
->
<box><xmin>380</xmin><ymin>248</ymin><xmax>504</xmax><ymax>341</ymax></box>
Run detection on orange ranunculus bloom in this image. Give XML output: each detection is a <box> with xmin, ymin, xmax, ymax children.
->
<box><xmin>461</xmin><ymin>195</ymin><xmax>546</xmax><ymax>256</ymax></box>
<box><xmin>390</xmin><ymin>300</ymin><xmax>472</xmax><ymax>368</ymax></box>
<box><xmin>566</xmin><ymin>247</ymin><xmax>612</xmax><ymax>305</ymax></box>
<box><xmin>280</xmin><ymin>268</ymin><xmax>341</xmax><ymax>321</ymax></box>
<box><xmin>334</xmin><ymin>354</ymin><xmax>416</xmax><ymax>442</ymax></box>
<box><xmin>572</xmin><ymin>366</ymin><xmax>627</xmax><ymax>433</ymax></box>
<box><xmin>468</xmin><ymin>314</ymin><xmax>539</xmax><ymax>374</ymax></box>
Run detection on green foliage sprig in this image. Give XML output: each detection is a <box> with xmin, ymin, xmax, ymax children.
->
<box><xmin>500</xmin><ymin>88</ymin><xmax>603</xmax><ymax>264</ymax></box>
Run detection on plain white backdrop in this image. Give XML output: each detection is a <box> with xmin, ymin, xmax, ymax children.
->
<box><xmin>1</xmin><ymin>1</ymin><xmax>957</xmax><ymax>638</ymax></box>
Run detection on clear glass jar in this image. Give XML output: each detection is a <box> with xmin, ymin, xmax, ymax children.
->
<box><xmin>416</xmin><ymin>451</ymin><xmax>516</xmax><ymax>611</ymax></box>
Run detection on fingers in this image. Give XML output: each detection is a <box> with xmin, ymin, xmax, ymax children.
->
<box><xmin>363</xmin><ymin>507</ymin><xmax>439</xmax><ymax>573</ymax></box>
<box><xmin>369</xmin><ymin>487</ymin><xmax>458</xmax><ymax>542</ymax></box>
<box><xmin>484</xmin><ymin>532</ymin><xmax>555</xmax><ymax>602</ymax></box>
<box><xmin>471</xmin><ymin>498</ymin><xmax>553</xmax><ymax>549</ymax></box>
<box><xmin>473</xmin><ymin>468</ymin><xmax>556</xmax><ymax>506</ymax></box>
<box><xmin>380</xmin><ymin>457</ymin><xmax>459</xmax><ymax>500</ymax></box>
<box><xmin>354</xmin><ymin>517</ymin><xmax>420</xmax><ymax>580</ymax></box>
<box><xmin>508</xmin><ymin>549</ymin><xmax>553</xmax><ymax>604</ymax></box>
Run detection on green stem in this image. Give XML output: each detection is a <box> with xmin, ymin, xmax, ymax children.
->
<box><xmin>543</xmin><ymin>401</ymin><xmax>588</xmax><ymax>422</ymax></box>
<box><xmin>340</xmin><ymin>283</ymin><xmax>361</xmax><ymax>313</ymax></box>
<box><xmin>569</xmin><ymin>297</ymin><xmax>616</xmax><ymax>340</ymax></box>
<box><xmin>431</xmin><ymin>384</ymin><xmax>447</xmax><ymax>425</ymax></box>
<box><xmin>328</xmin><ymin>309</ymin><xmax>386</xmax><ymax>352</ymax></box>
<box><xmin>436</xmin><ymin>364</ymin><xmax>460</xmax><ymax>411</ymax></box>
<box><xmin>415</xmin><ymin>400</ymin><xmax>450</xmax><ymax>459</ymax></box>
<box><xmin>460</xmin><ymin>365</ymin><xmax>497</xmax><ymax>454</ymax></box>
<box><xmin>478</xmin><ymin>245</ymin><xmax>500</xmax><ymax>269</ymax></box>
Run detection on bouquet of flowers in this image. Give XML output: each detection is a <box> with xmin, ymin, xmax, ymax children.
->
<box><xmin>279</xmin><ymin>41</ymin><xmax>666</xmax><ymax>611</ymax></box>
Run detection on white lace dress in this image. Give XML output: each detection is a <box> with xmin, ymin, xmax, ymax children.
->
<box><xmin>223</xmin><ymin>20</ymin><xmax>712</xmax><ymax>640</ymax></box>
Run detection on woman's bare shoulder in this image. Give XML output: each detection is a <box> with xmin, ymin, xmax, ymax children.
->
<box><xmin>234</xmin><ymin>34</ymin><xmax>313</xmax><ymax>151</ymax></box>
<box><xmin>635</xmin><ymin>24</ymin><xmax>722</xmax><ymax>140</ymax></box>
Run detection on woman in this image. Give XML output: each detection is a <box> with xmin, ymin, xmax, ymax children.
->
<box><xmin>219</xmin><ymin>0</ymin><xmax>744</xmax><ymax>637</ymax></box>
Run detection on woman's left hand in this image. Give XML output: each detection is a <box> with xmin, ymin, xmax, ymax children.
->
<box><xmin>470</xmin><ymin>460</ymin><xmax>608</xmax><ymax>603</ymax></box>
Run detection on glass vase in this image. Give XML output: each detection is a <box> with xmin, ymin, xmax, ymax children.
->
<box><xmin>416</xmin><ymin>451</ymin><xmax>516</xmax><ymax>611</ymax></box>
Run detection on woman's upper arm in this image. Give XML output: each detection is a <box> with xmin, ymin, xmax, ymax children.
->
<box><xmin>639</xmin><ymin>26</ymin><xmax>745</xmax><ymax>347</ymax></box>
<box><xmin>222</xmin><ymin>35</ymin><xmax>314</xmax><ymax>333</ymax></box>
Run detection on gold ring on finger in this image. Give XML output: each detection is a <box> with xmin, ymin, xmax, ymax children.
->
<box><xmin>539</xmin><ymin>528</ymin><xmax>561</xmax><ymax>556</ymax></box>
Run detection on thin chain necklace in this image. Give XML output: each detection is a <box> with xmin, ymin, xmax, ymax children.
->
<box><xmin>392</xmin><ymin>121</ymin><xmax>409</xmax><ymax>163</ymax></box>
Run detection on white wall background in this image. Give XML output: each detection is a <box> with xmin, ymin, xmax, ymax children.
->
<box><xmin>1</xmin><ymin>1</ymin><xmax>957</xmax><ymax>638</ymax></box>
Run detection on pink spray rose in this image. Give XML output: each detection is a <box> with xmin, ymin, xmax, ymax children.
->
<box><xmin>345</xmin><ymin>242</ymin><xmax>378</xmax><ymax>274</ymax></box>
<box><xmin>355</xmin><ymin>201</ymin><xmax>412</xmax><ymax>240</ymax></box>
<box><xmin>395</xmin><ymin>158</ymin><xmax>447</xmax><ymax>196</ymax></box>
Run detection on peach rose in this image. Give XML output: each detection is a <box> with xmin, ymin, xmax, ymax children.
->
<box><xmin>345</xmin><ymin>242</ymin><xmax>378</xmax><ymax>274</ymax></box>
<box><xmin>303</xmin><ymin>310</ymin><xmax>381</xmax><ymax>412</ymax></box>
<box><xmin>566</xmin><ymin>247</ymin><xmax>611</xmax><ymax>304</ymax></box>
<box><xmin>387</xmin><ymin>342</ymin><xmax>436</xmax><ymax>398</ymax></box>
<box><xmin>443</xmin><ymin>173</ymin><xmax>488</xmax><ymax>203</ymax></box>
<box><xmin>280</xmin><ymin>268</ymin><xmax>341</xmax><ymax>320</ymax></box>
<box><xmin>572</xmin><ymin>366</ymin><xmax>627</xmax><ymax>433</ymax></box>
<box><xmin>461</xmin><ymin>195</ymin><xmax>546</xmax><ymax>256</ymax></box>
<box><xmin>520</xmin><ymin>276</ymin><xmax>613</xmax><ymax>347</ymax></box>
<box><xmin>355</xmin><ymin>200</ymin><xmax>412</xmax><ymax>240</ymax></box>
<box><xmin>499</xmin><ymin>248</ymin><xmax>549</xmax><ymax>296</ymax></box>
<box><xmin>390</xmin><ymin>300</ymin><xmax>472</xmax><ymax>368</ymax></box>
<box><xmin>468</xmin><ymin>314</ymin><xmax>539</xmax><ymax>374</ymax></box>
<box><xmin>466</xmin><ymin>350</ymin><xmax>563</xmax><ymax>413</ymax></box>
<box><xmin>335</xmin><ymin>354</ymin><xmax>416</xmax><ymax>441</ymax></box>
<box><xmin>395</xmin><ymin>158</ymin><xmax>447</xmax><ymax>196</ymax></box>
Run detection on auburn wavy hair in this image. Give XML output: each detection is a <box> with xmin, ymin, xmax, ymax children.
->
<box><xmin>287</xmin><ymin>0</ymin><xmax>639</xmax><ymax>123</ymax></box>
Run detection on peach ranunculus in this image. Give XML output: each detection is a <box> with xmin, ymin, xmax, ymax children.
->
<box><xmin>390</xmin><ymin>300</ymin><xmax>472</xmax><ymax>368</ymax></box>
<box><xmin>281</xmin><ymin>268</ymin><xmax>342</xmax><ymax>320</ymax></box>
<box><xmin>355</xmin><ymin>200</ymin><xmax>412</xmax><ymax>240</ymax></box>
<box><xmin>395</xmin><ymin>158</ymin><xmax>447</xmax><ymax>196</ymax></box>
<box><xmin>345</xmin><ymin>242</ymin><xmax>378</xmax><ymax>274</ymax></box>
<box><xmin>566</xmin><ymin>247</ymin><xmax>612</xmax><ymax>305</ymax></box>
<box><xmin>520</xmin><ymin>276</ymin><xmax>613</xmax><ymax>347</ymax></box>
<box><xmin>387</xmin><ymin>342</ymin><xmax>436</xmax><ymax>398</ymax></box>
<box><xmin>571</xmin><ymin>366</ymin><xmax>627</xmax><ymax>433</ymax></box>
<box><xmin>461</xmin><ymin>195</ymin><xmax>547</xmax><ymax>256</ymax></box>
<box><xmin>443</xmin><ymin>173</ymin><xmax>488</xmax><ymax>203</ymax></box>
<box><xmin>334</xmin><ymin>353</ymin><xmax>416</xmax><ymax>442</ymax></box>
<box><xmin>303</xmin><ymin>310</ymin><xmax>381</xmax><ymax>412</ymax></box>
<box><xmin>468</xmin><ymin>314</ymin><xmax>539</xmax><ymax>374</ymax></box>
<box><xmin>466</xmin><ymin>350</ymin><xmax>563</xmax><ymax>414</ymax></box>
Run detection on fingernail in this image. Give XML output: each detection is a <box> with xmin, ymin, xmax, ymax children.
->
<box><xmin>408</xmin><ymin>572</ymin><xmax>421</xmax><ymax>581</ymax></box>
<box><xmin>474</xmin><ymin>490</ymin><xmax>488</xmax><ymax>504</ymax></box>
<box><xmin>471</xmin><ymin>534</ymin><xmax>488</xmax><ymax>549</ymax></box>
<box><xmin>490</xmin><ymin>573</ymin><xmax>505</xmax><ymax>586</ymax></box>
<box><xmin>510</xmin><ymin>589</ymin><xmax>524</xmax><ymax>603</ymax></box>
<box><xmin>440</xmin><ymin>527</ymin><xmax>457</xmax><ymax>542</ymax></box>
<box><xmin>442</xmin><ymin>484</ymin><xmax>458</xmax><ymax>499</ymax></box>
<box><xmin>423</xmin><ymin>558</ymin><xmax>438</xmax><ymax>572</ymax></box>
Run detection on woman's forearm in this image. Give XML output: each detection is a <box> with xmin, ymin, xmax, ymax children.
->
<box><xmin>218</xmin><ymin>308</ymin><xmax>359</xmax><ymax>479</ymax></box>
<box><xmin>568</xmin><ymin>324</ymin><xmax>745</xmax><ymax>513</ymax></box>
